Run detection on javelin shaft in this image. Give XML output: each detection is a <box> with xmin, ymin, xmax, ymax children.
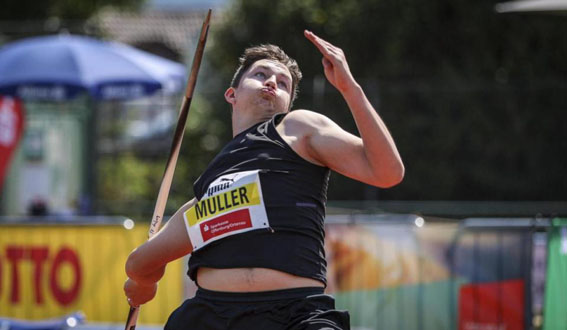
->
<box><xmin>124</xmin><ymin>9</ymin><xmax>211</xmax><ymax>330</ymax></box>
<box><xmin>149</xmin><ymin>10</ymin><xmax>211</xmax><ymax>238</ymax></box>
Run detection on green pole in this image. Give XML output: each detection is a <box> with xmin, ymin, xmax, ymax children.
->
<box><xmin>543</xmin><ymin>218</ymin><xmax>567</xmax><ymax>330</ymax></box>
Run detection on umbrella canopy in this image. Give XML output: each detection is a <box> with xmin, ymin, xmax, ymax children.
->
<box><xmin>0</xmin><ymin>34</ymin><xmax>187</xmax><ymax>101</ymax></box>
<box><xmin>495</xmin><ymin>0</ymin><xmax>567</xmax><ymax>13</ymax></box>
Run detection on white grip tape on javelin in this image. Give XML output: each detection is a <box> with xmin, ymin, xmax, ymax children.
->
<box><xmin>183</xmin><ymin>170</ymin><xmax>270</xmax><ymax>251</ymax></box>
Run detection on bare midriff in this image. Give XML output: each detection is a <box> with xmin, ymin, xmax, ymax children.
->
<box><xmin>196</xmin><ymin>267</ymin><xmax>324</xmax><ymax>292</ymax></box>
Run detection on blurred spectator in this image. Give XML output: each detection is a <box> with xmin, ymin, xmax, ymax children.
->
<box><xmin>28</xmin><ymin>197</ymin><xmax>48</xmax><ymax>216</ymax></box>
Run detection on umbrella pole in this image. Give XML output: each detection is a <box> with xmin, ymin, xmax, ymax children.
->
<box><xmin>84</xmin><ymin>96</ymin><xmax>98</xmax><ymax>215</ymax></box>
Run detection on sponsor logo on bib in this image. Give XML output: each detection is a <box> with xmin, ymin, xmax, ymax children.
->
<box><xmin>200</xmin><ymin>209</ymin><xmax>252</xmax><ymax>242</ymax></box>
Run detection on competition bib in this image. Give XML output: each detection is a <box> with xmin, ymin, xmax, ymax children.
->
<box><xmin>184</xmin><ymin>170</ymin><xmax>270</xmax><ymax>251</ymax></box>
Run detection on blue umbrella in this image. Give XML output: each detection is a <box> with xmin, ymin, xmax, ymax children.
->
<box><xmin>0</xmin><ymin>34</ymin><xmax>187</xmax><ymax>101</ymax></box>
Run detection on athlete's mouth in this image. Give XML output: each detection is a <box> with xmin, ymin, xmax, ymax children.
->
<box><xmin>261</xmin><ymin>88</ymin><xmax>276</xmax><ymax>97</ymax></box>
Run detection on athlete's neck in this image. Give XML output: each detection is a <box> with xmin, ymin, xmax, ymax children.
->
<box><xmin>231</xmin><ymin>110</ymin><xmax>283</xmax><ymax>137</ymax></box>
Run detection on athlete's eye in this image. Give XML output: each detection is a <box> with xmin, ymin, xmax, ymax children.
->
<box><xmin>254</xmin><ymin>72</ymin><xmax>266</xmax><ymax>78</ymax></box>
<box><xmin>278</xmin><ymin>81</ymin><xmax>288</xmax><ymax>90</ymax></box>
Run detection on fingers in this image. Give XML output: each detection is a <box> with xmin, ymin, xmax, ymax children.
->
<box><xmin>305</xmin><ymin>30</ymin><xmax>336</xmax><ymax>56</ymax></box>
<box><xmin>305</xmin><ymin>29</ymin><xmax>355</xmax><ymax>92</ymax></box>
<box><xmin>304</xmin><ymin>30</ymin><xmax>326</xmax><ymax>55</ymax></box>
<box><xmin>304</xmin><ymin>30</ymin><xmax>333</xmax><ymax>49</ymax></box>
<box><xmin>304</xmin><ymin>30</ymin><xmax>345</xmax><ymax>63</ymax></box>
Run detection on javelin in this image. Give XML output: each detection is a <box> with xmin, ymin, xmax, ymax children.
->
<box><xmin>124</xmin><ymin>9</ymin><xmax>211</xmax><ymax>330</ymax></box>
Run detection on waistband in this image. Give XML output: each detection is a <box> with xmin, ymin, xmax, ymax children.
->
<box><xmin>195</xmin><ymin>286</ymin><xmax>325</xmax><ymax>303</ymax></box>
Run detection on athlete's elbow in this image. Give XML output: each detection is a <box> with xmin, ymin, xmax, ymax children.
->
<box><xmin>373</xmin><ymin>162</ymin><xmax>405</xmax><ymax>188</ymax></box>
<box><xmin>388</xmin><ymin>167</ymin><xmax>405</xmax><ymax>187</ymax></box>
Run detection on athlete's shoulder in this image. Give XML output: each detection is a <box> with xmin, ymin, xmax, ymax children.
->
<box><xmin>282</xmin><ymin>109</ymin><xmax>335</xmax><ymax>132</ymax></box>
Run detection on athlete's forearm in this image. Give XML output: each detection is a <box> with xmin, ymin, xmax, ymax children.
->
<box><xmin>304</xmin><ymin>30</ymin><xmax>404</xmax><ymax>187</ymax></box>
<box><xmin>125</xmin><ymin>198</ymin><xmax>195</xmax><ymax>285</ymax></box>
<box><xmin>125</xmin><ymin>248</ymin><xmax>167</xmax><ymax>285</ymax></box>
<box><xmin>341</xmin><ymin>83</ymin><xmax>404</xmax><ymax>187</ymax></box>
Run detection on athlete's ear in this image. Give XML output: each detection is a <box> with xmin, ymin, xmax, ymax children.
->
<box><xmin>224</xmin><ymin>87</ymin><xmax>236</xmax><ymax>105</ymax></box>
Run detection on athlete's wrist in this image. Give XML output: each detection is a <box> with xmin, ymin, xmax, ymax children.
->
<box><xmin>339</xmin><ymin>81</ymin><xmax>363</xmax><ymax>100</ymax></box>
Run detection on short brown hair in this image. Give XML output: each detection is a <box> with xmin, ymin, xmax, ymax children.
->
<box><xmin>231</xmin><ymin>44</ymin><xmax>302</xmax><ymax>108</ymax></box>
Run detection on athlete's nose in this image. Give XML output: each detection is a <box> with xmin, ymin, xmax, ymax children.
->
<box><xmin>264</xmin><ymin>75</ymin><xmax>277</xmax><ymax>89</ymax></box>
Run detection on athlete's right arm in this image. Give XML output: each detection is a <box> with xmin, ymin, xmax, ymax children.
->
<box><xmin>124</xmin><ymin>198</ymin><xmax>196</xmax><ymax>306</ymax></box>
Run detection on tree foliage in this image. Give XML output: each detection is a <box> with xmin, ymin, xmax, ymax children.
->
<box><xmin>0</xmin><ymin>0</ymin><xmax>144</xmax><ymax>20</ymax></box>
<box><xmin>0</xmin><ymin>0</ymin><xmax>145</xmax><ymax>42</ymax></box>
<box><xmin>206</xmin><ymin>0</ymin><xmax>567</xmax><ymax>201</ymax></box>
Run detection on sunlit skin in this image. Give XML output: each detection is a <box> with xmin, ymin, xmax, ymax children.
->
<box><xmin>124</xmin><ymin>30</ymin><xmax>405</xmax><ymax>306</ymax></box>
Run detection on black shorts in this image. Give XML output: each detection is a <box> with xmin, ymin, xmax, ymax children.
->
<box><xmin>164</xmin><ymin>287</ymin><xmax>350</xmax><ymax>330</ymax></box>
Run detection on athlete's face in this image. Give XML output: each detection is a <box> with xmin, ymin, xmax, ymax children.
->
<box><xmin>225</xmin><ymin>59</ymin><xmax>293</xmax><ymax>116</ymax></box>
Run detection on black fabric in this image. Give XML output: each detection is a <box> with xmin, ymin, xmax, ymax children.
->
<box><xmin>189</xmin><ymin>113</ymin><xmax>331</xmax><ymax>285</ymax></box>
<box><xmin>164</xmin><ymin>287</ymin><xmax>350</xmax><ymax>330</ymax></box>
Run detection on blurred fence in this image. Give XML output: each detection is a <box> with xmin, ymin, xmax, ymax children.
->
<box><xmin>324</xmin><ymin>214</ymin><xmax>558</xmax><ymax>330</ymax></box>
<box><xmin>1</xmin><ymin>214</ymin><xmax>565</xmax><ymax>330</ymax></box>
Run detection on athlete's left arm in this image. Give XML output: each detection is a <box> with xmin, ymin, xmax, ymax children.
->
<box><xmin>303</xmin><ymin>30</ymin><xmax>404</xmax><ymax>188</ymax></box>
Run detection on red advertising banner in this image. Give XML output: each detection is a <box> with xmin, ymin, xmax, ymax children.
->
<box><xmin>0</xmin><ymin>96</ymin><xmax>25</xmax><ymax>188</ymax></box>
<box><xmin>458</xmin><ymin>279</ymin><xmax>524</xmax><ymax>330</ymax></box>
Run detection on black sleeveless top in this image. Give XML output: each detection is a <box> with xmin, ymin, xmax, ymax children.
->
<box><xmin>188</xmin><ymin>113</ymin><xmax>331</xmax><ymax>285</ymax></box>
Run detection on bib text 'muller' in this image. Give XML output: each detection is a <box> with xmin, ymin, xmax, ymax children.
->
<box><xmin>186</xmin><ymin>182</ymin><xmax>262</xmax><ymax>226</ymax></box>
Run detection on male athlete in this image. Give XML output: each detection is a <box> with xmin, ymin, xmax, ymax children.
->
<box><xmin>124</xmin><ymin>30</ymin><xmax>404</xmax><ymax>329</ymax></box>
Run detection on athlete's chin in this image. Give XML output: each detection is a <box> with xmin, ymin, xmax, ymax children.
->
<box><xmin>254</xmin><ymin>101</ymin><xmax>287</xmax><ymax>116</ymax></box>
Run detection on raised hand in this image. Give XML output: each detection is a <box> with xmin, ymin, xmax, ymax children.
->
<box><xmin>304</xmin><ymin>30</ymin><xmax>357</xmax><ymax>94</ymax></box>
